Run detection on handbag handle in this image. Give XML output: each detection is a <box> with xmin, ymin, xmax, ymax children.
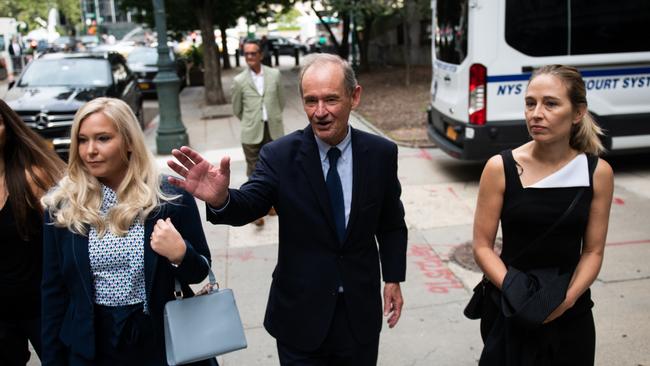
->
<box><xmin>174</xmin><ymin>255</ymin><xmax>218</xmax><ymax>299</ymax></box>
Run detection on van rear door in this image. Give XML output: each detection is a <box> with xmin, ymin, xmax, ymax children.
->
<box><xmin>430</xmin><ymin>0</ymin><xmax>469</xmax><ymax>145</ymax></box>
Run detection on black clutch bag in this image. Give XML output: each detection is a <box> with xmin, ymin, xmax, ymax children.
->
<box><xmin>464</xmin><ymin>277</ymin><xmax>490</xmax><ymax>319</ymax></box>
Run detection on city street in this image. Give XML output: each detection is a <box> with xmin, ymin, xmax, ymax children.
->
<box><xmin>4</xmin><ymin>58</ymin><xmax>649</xmax><ymax>365</ymax></box>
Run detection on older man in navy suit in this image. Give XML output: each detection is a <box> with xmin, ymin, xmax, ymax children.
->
<box><xmin>168</xmin><ymin>53</ymin><xmax>407</xmax><ymax>365</ymax></box>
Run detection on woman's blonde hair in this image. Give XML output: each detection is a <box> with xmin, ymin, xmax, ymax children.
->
<box><xmin>43</xmin><ymin>97</ymin><xmax>176</xmax><ymax>236</ymax></box>
<box><xmin>529</xmin><ymin>65</ymin><xmax>605</xmax><ymax>155</ymax></box>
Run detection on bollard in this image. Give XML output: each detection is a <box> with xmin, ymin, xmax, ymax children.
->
<box><xmin>235</xmin><ymin>49</ymin><xmax>240</xmax><ymax>67</ymax></box>
<box><xmin>274</xmin><ymin>48</ymin><xmax>279</xmax><ymax>67</ymax></box>
<box><xmin>294</xmin><ymin>47</ymin><xmax>300</xmax><ymax>66</ymax></box>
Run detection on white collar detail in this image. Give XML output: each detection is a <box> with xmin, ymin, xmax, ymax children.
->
<box><xmin>527</xmin><ymin>153</ymin><xmax>589</xmax><ymax>188</ymax></box>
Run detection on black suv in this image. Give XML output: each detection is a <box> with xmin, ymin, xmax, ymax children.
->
<box><xmin>5</xmin><ymin>52</ymin><xmax>143</xmax><ymax>158</ymax></box>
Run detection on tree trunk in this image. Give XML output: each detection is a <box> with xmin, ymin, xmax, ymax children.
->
<box><xmin>311</xmin><ymin>3</ymin><xmax>340</xmax><ymax>50</ymax></box>
<box><xmin>402</xmin><ymin>4</ymin><xmax>412</xmax><ymax>87</ymax></box>
<box><xmin>219</xmin><ymin>23</ymin><xmax>231</xmax><ymax>69</ymax></box>
<box><xmin>195</xmin><ymin>0</ymin><xmax>226</xmax><ymax>105</ymax></box>
<box><xmin>339</xmin><ymin>12</ymin><xmax>350</xmax><ymax>60</ymax></box>
<box><xmin>358</xmin><ymin>14</ymin><xmax>373</xmax><ymax>72</ymax></box>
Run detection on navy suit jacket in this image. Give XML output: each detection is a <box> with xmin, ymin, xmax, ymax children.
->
<box><xmin>207</xmin><ymin>126</ymin><xmax>407</xmax><ymax>351</ymax></box>
<box><xmin>41</xmin><ymin>183</ymin><xmax>211</xmax><ymax>365</ymax></box>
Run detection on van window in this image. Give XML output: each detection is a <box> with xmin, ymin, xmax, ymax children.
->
<box><xmin>505</xmin><ymin>0</ymin><xmax>568</xmax><ymax>56</ymax></box>
<box><xmin>506</xmin><ymin>0</ymin><xmax>650</xmax><ymax>56</ymax></box>
<box><xmin>434</xmin><ymin>0</ymin><xmax>468</xmax><ymax>64</ymax></box>
<box><xmin>571</xmin><ymin>0</ymin><xmax>650</xmax><ymax>55</ymax></box>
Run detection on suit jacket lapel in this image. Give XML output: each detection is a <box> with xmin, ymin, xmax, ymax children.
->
<box><xmin>72</xmin><ymin>233</ymin><xmax>94</xmax><ymax>305</ymax></box>
<box><xmin>297</xmin><ymin>126</ymin><xmax>338</xmax><ymax>237</ymax></box>
<box><xmin>262</xmin><ymin>65</ymin><xmax>271</xmax><ymax>96</ymax></box>
<box><xmin>245</xmin><ymin>67</ymin><xmax>262</xmax><ymax>96</ymax></box>
<box><xmin>144</xmin><ymin>213</ymin><xmax>159</xmax><ymax>306</ymax></box>
<box><xmin>345</xmin><ymin>128</ymin><xmax>368</xmax><ymax>242</ymax></box>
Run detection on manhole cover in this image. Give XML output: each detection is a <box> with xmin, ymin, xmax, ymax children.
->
<box><xmin>450</xmin><ymin>238</ymin><xmax>502</xmax><ymax>273</ymax></box>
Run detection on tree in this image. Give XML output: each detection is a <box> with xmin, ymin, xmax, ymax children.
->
<box><xmin>122</xmin><ymin>0</ymin><xmax>227</xmax><ymax>104</ymax></box>
<box><xmin>0</xmin><ymin>0</ymin><xmax>81</xmax><ymax>35</ymax></box>
<box><xmin>316</xmin><ymin>0</ymin><xmax>396</xmax><ymax>72</ymax></box>
<box><xmin>320</xmin><ymin>0</ymin><xmax>429</xmax><ymax>75</ymax></box>
<box><xmin>121</xmin><ymin>0</ymin><xmax>293</xmax><ymax>105</ymax></box>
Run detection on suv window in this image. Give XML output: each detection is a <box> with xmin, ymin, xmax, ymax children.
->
<box><xmin>506</xmin><ymin>0</ymin><xmax>650</xmax><ymax>56</ymax></box>
<box><xmin>434</xmin><ymin>0</ymin><xmax>468</xmax><ymax>64</ymax></box>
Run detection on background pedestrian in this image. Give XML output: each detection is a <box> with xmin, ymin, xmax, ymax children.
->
<box><xmin>232</xmin><ymin>39</ymin><xmax>285</xmax><ymax>225</ymax></box>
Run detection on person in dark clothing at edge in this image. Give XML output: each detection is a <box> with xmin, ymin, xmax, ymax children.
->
<box><xmin>472</xmin><ymin>65</ymin><xmax>614</xmax><ymax>365</ymax></box>
<box><xmin>0</xmin><ymin>99</ymin><xmax>66</xmax><ymax>365</ymax></box>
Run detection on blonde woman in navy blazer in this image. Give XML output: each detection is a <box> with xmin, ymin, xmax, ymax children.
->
<box><xmin>41</xmin><ymin>98</ymin><xmax>214</xmax><ymax>366</ymax></box>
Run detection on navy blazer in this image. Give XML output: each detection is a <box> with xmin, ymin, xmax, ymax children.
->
<box><xmin>41</xmin><ymin>182</ymin><xmax>211</xmax><ymax>365</ymax></box>
<box><xmin>207</xmin><ymin>126</ymin><xmax>407</xmax><ymax>351</ymax></box>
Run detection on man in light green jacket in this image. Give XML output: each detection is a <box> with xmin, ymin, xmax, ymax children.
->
<box><xmin>232</xmin><ymin>39</ymin><xmax>285</xmax><ymax>224</ymax></box>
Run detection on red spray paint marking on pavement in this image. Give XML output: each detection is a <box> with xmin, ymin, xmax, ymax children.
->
<box><xmin>397</xmin><ymin>148</ymin><xmax>434</xmax><ymax>161</ymax></box>
<box><xmin>417</xmin><ymin>149</ymin><xmax>434</xmax><ymax>161</ymax></box>
<box><xmin>215</xmin><ymin>249</ymin><xmax>256</xmax><ymax>262</ymax></box>
<box><xmin>409</xmin><ymin>244</ymin><xmax>464</xmax><ymax>293</ymax></box>
<box><xmin>606</xmin><ymin>239</ymin><xmax>650</xmax><ymax>247</ymax></box>
<box><xmin>447</xmin><ymin>186</ymin><xmax>460</xmax><ymax>199</ymax></box>
<box><xmin>613</xmin><ymin>197</ymin><xmax>625</xmax><ymax>205</ymax></box>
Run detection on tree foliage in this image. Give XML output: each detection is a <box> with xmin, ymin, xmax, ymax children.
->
<box><xmin>0</xmin><ymin>0</ymin><xmax>81</xmax><ymax>34</ymax></box>
<box><xmin>321</xmin><ymin>0</ymin><xmax>429</xmax><ymax>71</ymax></box>
<box><xmin>120</xmin><ymin>0</ymin><xmax>294</xmax><ymax>105</ymax></box>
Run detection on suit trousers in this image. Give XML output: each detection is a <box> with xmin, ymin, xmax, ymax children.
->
<box><xmin>242</xmin><ymin>122</ymin><xmax>273</xmax><ymax>177</ymax></box>
<box><xmin>276</xmin><ymin>294</ymin><xmax>379</xmax><ymax>366</ymax></box>
<box><xmin>0</xmin><ymin>317</ymin><xmax>41</xmax><ymax>366</ymax></box>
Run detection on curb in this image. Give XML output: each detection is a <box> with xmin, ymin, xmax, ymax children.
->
<box><xmin>350</xmin><ymin>111</ymin><xmax>390</xmax><ymax>139</ymax></box>
<box><xmin>351</xmin><ymin>111</ymin><xmax>436</xmax><ymax>149</ymax></box>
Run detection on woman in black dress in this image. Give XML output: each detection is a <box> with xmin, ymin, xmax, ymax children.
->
<box><xmin>472</xmin><ymin>65</ymin><xmax>614</xmax><ymax>365</ymax></box>
<box><xmin>0</xmin><ymin>100</ymin><xmax>65</xmax><ymax>365</ymax></box>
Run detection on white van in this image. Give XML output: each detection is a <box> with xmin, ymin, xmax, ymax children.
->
<box><xmin>427</xmin><ymin>0</ymin><xmax>650</xmax><ymax>160</ymax></box>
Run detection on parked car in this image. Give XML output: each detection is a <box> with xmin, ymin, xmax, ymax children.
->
<box><xmin>5</xmin><ymin>52</ymin><xmax>143</xmax><ymax>158</ymax></box>
<box><xmin>127</xmin><ymin>46</ymin><xmax>186</xmax><ymax>97</ymax></box>
<box><xmin>267</xmin><ymin>36</ymin><xmax>308</xmax><ymax>55</ymax></box>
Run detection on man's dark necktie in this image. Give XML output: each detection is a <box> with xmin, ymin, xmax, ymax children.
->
<box><xmin>326</xmin><ymin>147</ymin><xmax>345</xmax><ymax>243</ymax></box>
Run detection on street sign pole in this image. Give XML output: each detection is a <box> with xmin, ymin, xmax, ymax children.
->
<box><xmin>152</xmin><ymin>0</ymin><xmax>188</xmax><ymax>154</ymax></box>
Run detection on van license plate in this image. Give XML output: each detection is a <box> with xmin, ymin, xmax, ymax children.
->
<box><xmin>446</xmin><ymin>126</ymin><xmax>458</xmax><ymax>141</ymax></box>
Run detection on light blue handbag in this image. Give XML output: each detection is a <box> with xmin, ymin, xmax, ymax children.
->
<box><xmin>164</xmin><ymin>257</ymin><xmax>247</xmax><ymax>365</ymax></box>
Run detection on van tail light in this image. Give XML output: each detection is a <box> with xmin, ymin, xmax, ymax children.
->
<box><xmin>469</xmin><ymin>63</ymin><xmax>487</xmax><ymax>125</ymax></box>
